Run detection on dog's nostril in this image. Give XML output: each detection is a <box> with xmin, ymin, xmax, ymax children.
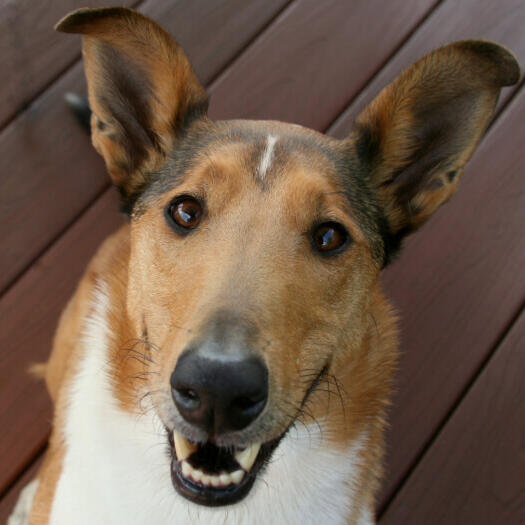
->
<box><xmin>173</xmin><ymin>388</ymin><xmax>201</xmax><ymax>411</ymax></box>
<box><xmin>171</xmin><ymin>348</ymin><xmax>268</xmax><ymax>434</ymax></box>
<box><xmin>232</xmin><ymin>396</ymin><xmax>262</xmax><ymax>411</ymax></box>
<box><xmin>181</xmin><ymin>388</ymin><xmax>198</xmax><ymax>401</ymax></box>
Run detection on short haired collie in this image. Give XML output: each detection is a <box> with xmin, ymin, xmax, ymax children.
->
<box><xmin>8</xmin><ymin>7</ymin><xmax>520</xmax><ymax>525</ymax></box>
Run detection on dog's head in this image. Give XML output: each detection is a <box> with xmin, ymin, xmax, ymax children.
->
<box><xmin>57</xmin><ymin>7</ymin><xmax>519</xmax><ymax>507</ymax></box>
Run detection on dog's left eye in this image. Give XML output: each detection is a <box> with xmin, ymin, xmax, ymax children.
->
<box><xmin>311</xmin><ymin>222</ymin><xmax>350</xmax><ymax>254</ymax></box>
<box><xmin>167</xmin><ymin>197</ymin><xmax>203</xmax><ymax>232</ymax></box>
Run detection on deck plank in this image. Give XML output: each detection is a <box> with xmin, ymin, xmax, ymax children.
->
<box><xmin>329</xmin><ymin>0</ymin><xmax>525</xmax><ymax>139</ymax></box>
<box><xmin>374</xmin><ymin>84</ymin><xmax>525</xmax><ymax>510</ymax></box>
<box><xmin>0</xmin><ymin>190</ymin><xmax>122</xmax><ymax>495</ymax></box>
<box><xmin>380</xmin><ymin>307</ymin><xmax>525</xmax><ymax>525</ymax></box>
<box><xmin>0</xmin><ymin>457</ymin><xmax>43</xmax><ymax>524</ymax></box>
<box><xmin>0</xmin><ymin>0</ymin><xmax>290</xmax><ymax>295</ymax></box>
<box><xmin>208</xmin><ymin>0</ymin><xmax>437</xmax><ymax>128</ymax></box>
<box><xmin>0</xmin><ymin>0</ymin><xmax>136</xmax><ymax>129</ymax></box>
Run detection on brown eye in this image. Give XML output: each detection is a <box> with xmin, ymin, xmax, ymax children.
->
<box><xmin>167</xmin><ymin>197</ymin><xmax>203</xmax><ymax>232</ymax></box>
<box><xmin>311</xmin><ymin>222</ymin><xmax>349</xmax><ymax>254</ymax></box>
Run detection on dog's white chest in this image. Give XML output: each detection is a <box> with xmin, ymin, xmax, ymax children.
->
<box><xmin>49</xmin><ymin>287</ymin><xmax>368</xmax><ymax>525</ymax></box>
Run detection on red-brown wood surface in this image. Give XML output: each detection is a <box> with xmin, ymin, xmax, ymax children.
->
<box><xmin>0</xmin><ymin>0</ymin><xmax>137</xmax><ymax>128</ymax></box>
<box><xmin>209</xmin><ymin>0</ymin><xmax>437</xmax><ymax>127</ymax></box>
<box><xmin>0</xmin><ymin>0</ymin><xmax>290</xmax><ymax>295</ymax></box>
<box><xmin>380</xmin><ymin>306</ymin><xmax>525</xmax><ymax>525</ymax></box>
<box><xmin>329</xmin><ymin>0</ymin><xmax>525</xmax><ymax>139</ymax></box>
<box><xmin>0</xmin><ymin>189</ymin><xmax>122</xmax><ymax>495</ymax></box>
<box><xmin>0</xmin><ymin>457</ymin><xmax>42</xmax><ymax>523</ymax></box>
<box><xmin>376</xmin><ymin>83</ymin><xmax>525</xmax><ymax>512</ymax></box>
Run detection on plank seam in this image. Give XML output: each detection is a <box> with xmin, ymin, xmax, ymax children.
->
<box><xmin>0</xmin><ymin>0</ymin><xmax>144</xmax><ymax>134</ymax></box>
<box><xmin>205</xmin><ymin>0</ymin><xmax>296</xmax><ymax>88</ymax></box>
<box><xmin>324</xmin><ymin>0</ymin><xmax>445</xmax><ymax>134</ymax></box>
<box><xmin>0</xmin><ymin>437</ymin><xmax>48</xmax><ymax>503</ymax></box>
<box><xmin>0</xmin><ymin>181</ymin><xmax>112</xmax><ymax>298</ymax></box>
<box><xmin>378</xmin><ymin>79</ymin><xmax>525</xmax><ymax>519</ymax></box>
<box><xmin>378</xmin><ymin>302</ymin><xmax>525</xmax><ymax>520</ymax></box>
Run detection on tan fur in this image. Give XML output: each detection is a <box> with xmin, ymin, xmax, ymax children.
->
<box><xmin>16</xmin><ymin>8</ymin><xmax>520</xmax><ymax>525</ymax></box>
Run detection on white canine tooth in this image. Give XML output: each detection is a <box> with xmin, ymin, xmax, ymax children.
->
<box><xmin>230</xmin><ymin>470</ymin><xmax>244</xmax><ymax>484</ymax></box>
<box><xmin>234</xmin><ymin>443</ymin><xmax>261</xmax><ymax>472</ymax></box>
<box><xmin>173</xmin><ymin>431</ymin><xmax>198</xmax><ymax>461</ymax></box>
<box><xmin>210</xmin><ymin>475</ymin><xmax>221</xmax><ymax>487</ymax></box>
<box><xmin>219</xmin><ymin>473</ymin><xmax>231</xmax><ymax>486</ymax></box>
<box><xmin>181</xmin><ymin>461</ymin><xmax>192</xmax><ymax>478</ymax></box>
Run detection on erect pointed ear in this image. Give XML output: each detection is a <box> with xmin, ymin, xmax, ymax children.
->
<box><xmin>349</xmin><ymin>40</ymin><xmax>520</xmax><ymax>262</ymax></box>
<box><xmin>55</xmin><ymin>7</ymin><xmax>208</xmax><ymax>210</ymax></box>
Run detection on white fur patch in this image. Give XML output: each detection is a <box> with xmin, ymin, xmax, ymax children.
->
<box><xmin>8</xmin><ymin>479</ymin><xmax>39</xmax><ymax>525</ymax></box>
<box><xmin>49</xmin><ymin>283</ymin><xmax>370</xmax><ymax>524</ymax></box>
<box><xmin>257</xmin><ymin>135</ymin><xmax>278</xmax><ymax>180</ymax></box>
<box><xmin>357</xmin><ymin>506</ymin><xmax>376</xmax><ymax>525</ymax></box>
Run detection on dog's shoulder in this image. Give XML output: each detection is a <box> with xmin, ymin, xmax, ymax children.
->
<box><xmin>44</xmin><ymin>224</ymin><xmax>130</xmax><ymax>402</ymax></box>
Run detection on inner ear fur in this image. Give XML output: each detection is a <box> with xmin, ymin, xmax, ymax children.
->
<box><xmin>55</xmin><ymin>7</ymin><xmax>208</xmax><ymax>209</ymax></box>
<box><xmin>350</xmin><ymin>40</ymin><xmax>520</xmax><ymax>256</ymax></box>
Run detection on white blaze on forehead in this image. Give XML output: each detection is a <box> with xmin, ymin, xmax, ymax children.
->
<box><xmin>257</xmin><ymin>134</ymin><xmax>278</xmax><ymax>180</ymax></box>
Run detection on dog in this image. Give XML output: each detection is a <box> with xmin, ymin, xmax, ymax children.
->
<box><xmin>8</xmin><ymin>6</ymin><xmax>520</xmax><ymax>525</ymax></box>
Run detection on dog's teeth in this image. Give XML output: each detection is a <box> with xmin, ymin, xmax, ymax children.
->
<box><xmin>201</xmin><ymin>474</ymin><xmax>211</xmax><ymax>486</ymax></box>
<box><xmin>219</xmin><ymin>473</ymin><xmax>231</xmax><ymax>485</ymax></box>
<box><xmin>230</xmin><ymin>470</ymin><xmax>244</xmax><ymax>484</ymax></box>
<box><xmin>180</xmin><ymin>465</ymin><xmax>245</xmax><ymax>487</ymax></box>
<box><xmin>181</xmin><ymin>461</ymin><xmax>192</xmax><ymax>478</ymax></box>
<box><xmin>210</xmin><ymin>475</ymin><xmax>221</xmax><ymax>487</ymax></box>
<box><xmin>191</xmin><ymin>468</ymin><xmax>202</xmax><ymax>482</ymax></box>
<box><xmin>234</xmin><ymin>443</ymin><xmax>261</xmax><ymax>472</ymax></box>
<box><xmin>173</xmin><ymin>431</ymin><xmax>198</xmax><ymax>461</ymax></box>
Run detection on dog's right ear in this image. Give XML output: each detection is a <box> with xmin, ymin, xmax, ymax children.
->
<box><xmin>56</xmin><ymin>8</ymin><xmax>208</xmax><ymax>211</ymax></box>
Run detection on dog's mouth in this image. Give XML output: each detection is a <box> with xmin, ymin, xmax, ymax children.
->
<box><xmin>169</xmin><ymin>430</ymin><xmax>282</xmax><ymax>506</ymax></box>
<box><xmin>168</xmin><ymin>365</ymin><xmax>328</xmax><ymax>506</ymax></box>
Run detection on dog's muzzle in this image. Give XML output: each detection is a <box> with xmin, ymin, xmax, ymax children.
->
<box><xmin>168</xmin><ymin>333</ymin><xmax>272</xmax><ymax>506</ymax></box>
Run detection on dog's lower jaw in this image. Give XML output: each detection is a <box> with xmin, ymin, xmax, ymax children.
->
<box><xmin>30</xmin><ymin>281</ymin><xmax>379</xmax><ymax>525</ymax></box>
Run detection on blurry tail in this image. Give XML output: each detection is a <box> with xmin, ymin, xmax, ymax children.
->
<box><xmin>65</xmin><ymin>92</ymin><xmax>91</xmax><ymax>134</ymax></box>
<box><xmin>29</xmin><ymin>362</ymin><xmax>47</xmax><ymax>380</ymax></box>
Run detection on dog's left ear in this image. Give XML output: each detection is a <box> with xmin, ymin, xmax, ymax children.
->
<box><xmin>349</xmin><ymin>40</ymin><xmax>520</xmax><ymax>261</ymax></box>
<box><xmin>56</xmin><ymin>8</ymin><xmax>208</xmax><ymax>210</ymax></box>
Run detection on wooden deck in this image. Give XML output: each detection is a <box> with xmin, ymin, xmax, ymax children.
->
<box><xmin>1</xmin><ymin>1</ymin><xmax>524</xmax><ymax>522</ymax></box>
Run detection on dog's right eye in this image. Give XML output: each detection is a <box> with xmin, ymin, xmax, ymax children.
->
<box><xmin>166</xmin><ymin>197</ymin><xmax>203</xmax><ymax>233</ymax></box>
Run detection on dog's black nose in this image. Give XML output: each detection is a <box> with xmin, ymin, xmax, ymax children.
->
<box><xmin>170</xmin><ymin>347</ymin><xmax>268</xmax><ymax>435</ymax></box>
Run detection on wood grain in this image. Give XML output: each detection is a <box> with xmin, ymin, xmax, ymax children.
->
<box><xmin>0</xmin><ymin>0</ymin><xmax>290</xmax><ymax>295</ymax></box>
<box><xmin>0</xmin><ymin>189</ymin><xmax>122</xmax><ymax>495</ymax></box>
<box><xmin>0</xmin><ymin>0</ymin><xmax>136</xmax><ymax>129</ymax></box>
<box><xmin>0</xmin><ymin>456</ymin><xmax>43</xmax><ymax>524</ymax></box>
<box><xmin>329</xmin><ymin>0</ymin><xmax>525</xmax><ymax>139</ymax></box>
<box><xmin>208</xmin><ymin>0</ymin><xmax>437</xmax><ymax>128</ymax></box>
<box><xmin>375</xmin><ymin>83</ymin><xmax>525</xmax><ymax>510</ymax></box>
<box><xmin>380</xmin><ymin>307</ymin><xmax>525</xmax><ymax>525</ymax></box>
